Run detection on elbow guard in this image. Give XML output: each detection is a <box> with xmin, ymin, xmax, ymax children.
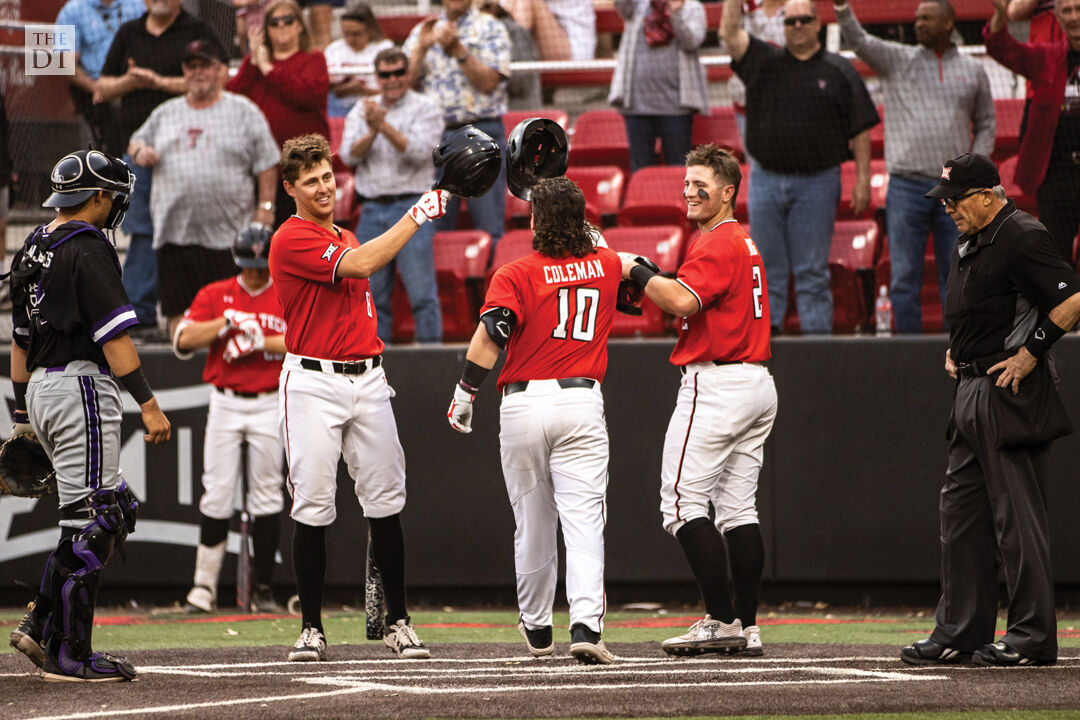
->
<box><xmin>481</xmin><ymin>307</ymin><xmax>517</xmax><ymax>349</ymax></box>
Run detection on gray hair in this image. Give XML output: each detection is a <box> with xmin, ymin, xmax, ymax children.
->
<box><xmin>992</xmin><ymin>185</ymin><xmax>1007</xmax><ymax>200</ymax></box>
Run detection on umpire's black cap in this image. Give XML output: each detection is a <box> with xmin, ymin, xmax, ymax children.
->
<box><xmin>925</xmin><ymin>153</ymin><xmax>1001</xmax><ymax>199</ymax></box>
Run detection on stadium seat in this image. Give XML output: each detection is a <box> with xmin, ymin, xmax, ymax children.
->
<box><xmin>992</xmin><ymin>97</ymin><xmax>1025</xmax><ymax>162</ymax></box>
<box><xmin>871</xmin><ymin>235</ymin><xmax>946</xmax><ymax>334</ymax></box>
<box><xmin>617</xmin><ymin>166</ymin><xmax>693</xmax><ymax>241</ymax></box>
<box><xmin>691</xmin><ymin>106</ymin><xmax>743</xmax><ymax>160</ymax></box>
<box><xmin>869</xmin><ymin>105</ymin><xmax>885</xmax><ymax>158</ymax></box>
<box><xmin>603</xmin><ymin>226</ymin><xmax>684</xmax><ymax>336</ymax></box>
<box><xmin>487</xmin><ymin>228</ymin><xmax>536</xmax><ymax>280</ymax></box>
<box><xmin>567</xmin><ymin>165</ymin><xmax>625</xmax><ymax>226</ymax></box>
<box><xmin>568</xmin><ymin>110</ymin><xmax>630</xmax><ymax>175</ymax></box>
<box><xmin>333</xmin><ymin>171</ymin><xmax>360</xmax><ymax>229</ymax></box>
<box><xmin>502</xmin><ymin>109</ymin><xmax>569</xmax><ymax>139</ymax></box>
<box><xmin>328</xmin><ymin>116</ymin><xmax>348</xmax><ymax>172</ymax></box>
<box><xmin>838</xmin><ymin>159</ymin><xmax>888</xmax><ymax>219</ymax></box>
<box><xmin>997</xmin><ymin>155</ymin><xmax>1038</xmax><ymax>214</ymax></box>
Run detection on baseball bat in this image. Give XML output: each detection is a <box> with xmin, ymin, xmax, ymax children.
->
<box><xmin>236</xmin><ymin>441</ymin><xmax>252</xmax><ymax>612</ymax></box>
<box><xmin>364</xmin><ymin>525</ymin><xmax>385</xmax><ymax>640</ymax></box>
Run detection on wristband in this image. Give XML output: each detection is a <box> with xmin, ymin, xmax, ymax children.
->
<box><xmin>629</xmin><ymin>262</ymin><xmax>657</xmax><ymax>290</ymax></box>
<box><xmin>12</xmin><ymin>381</ymin><xmax>27</xmax><ymax>413</ymax></box>
<box><xmin>117</xmin><ymin>367</ymin><xmax>154</xmax><ymax>405</ymax></box>
<box><xmin>460</xmin><ymin>359</ymin><xmax>489</xmax><ymax>390</ymax></box>
<box><xmin>11</xmin><ymin>409</ymin><xmax>28</xmax><ymax>425</ymax></box>
<box><xmin>1023</xmin><ymin>318</ymin><xmax>1067</xmax><ymax>359</ymax></box>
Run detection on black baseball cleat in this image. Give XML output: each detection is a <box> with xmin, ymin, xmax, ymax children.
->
<box><xmin>972</xmin><ymin>641</ymin><xmax>1055</xmax><ymax>667</ymax></box>
<box><xmin>569</xmin><ymin>623</ymin><xmax>614</xmax><ymax>665</ymax></box>
<box><xmin>899</xmin><ymin>638</ymin><xmax>973</xmax><ymax>666</ymax></box>
<box><xmin>9</xmin><ymin>602</ymin><xmax>45</xmax><ymax>669</ymax></box>
<box><xmin>517</xmin><ymin>618</ymin><xmax>554</xmax><ymax>658</ymax></box>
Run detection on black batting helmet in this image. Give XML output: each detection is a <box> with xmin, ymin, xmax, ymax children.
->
<box><xmin>43</xmin><ymin>150</ymin><xmax>135</xmax><ymax>229</ymax></box>
<box><xmin>505</xmin><ymin>118</ymin><xmax>568</xmax><ymax>201</ymax></box>
<box><xmin>234</xmin><ymin>223</ymin><xmax>272</xmax><ymax>269</ymax></box>
<box><xmin>432</xmin><ymin>126</ymin><xmax>501</xmax><ymax>198</ymax></box>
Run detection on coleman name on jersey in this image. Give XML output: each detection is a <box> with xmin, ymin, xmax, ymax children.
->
<box><xmin>542</xmin><ymin>258</ymin><xmax>606</xmax><ymax>285</ymax></box>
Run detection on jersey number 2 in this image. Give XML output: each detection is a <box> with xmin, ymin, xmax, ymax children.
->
<box><xmin>552</xmin><ymin>287</ymin><xmax>599</xmax><ymax>341</ymax></box>
<box><xmin>752</xmin><ymin>266</ymin><xmax>763</xmax><ymax>319</ymax></box>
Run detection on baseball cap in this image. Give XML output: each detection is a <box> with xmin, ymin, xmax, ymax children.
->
<box><xmin>183</xmin><ymin>39</ymin><xmax>225</xmax><ymax>64</ymax></box>
<box><xmin>924</xmin><ymin>153</ymin><xmax>1001</xmax><ymax>199</ymax></box>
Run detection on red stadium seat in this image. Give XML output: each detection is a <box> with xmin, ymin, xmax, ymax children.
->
<box><xmin>617</xmin><ymin>166</ymin><xmax>693</xmax><ymax>240</ymax></box>
<box><xmin>871</xmin><ymin>235</ymin><xmax>946</xmax><ymax>334</ymax></box>
<box><xmin>838</xmin><ymin>159</ymin><xmax>888</xmax><ymax>219</ymax></box>
<box><xmin>691</xmin><ymin>106</ymin><xmax>743</xmax><ymax>160</ymax></box>
<box><xmin>502</xmin><ymin>109</ymin><xmax>569</xmax><ymax>139</ymax></box>
<box><xmin>869</xmin><ymin>105</ymin><xmax>885</xmax><ymax>158</ymax></box>
<box><xmin>997</xmin><ymin>155</ymin><xmax>1037</xmax><ymax>214</ymax></box>
<box><xmin>568</xmin><ymin>110</ymin><xmax>630</xmax><ymax>175</ymax></box>
<box><xmin>487</xmin><ymin>228</ymin><xmax>536</xmax><ymax>280</ymax></box>
<box><xmin>603</xmin><ymin>226</ymin><xmax>684</xmax><ymax>336</ymax></box>
<box><xmin>992</xmin><ymin>97</ymin><xmax>1025</xmax><ymax>162</ymax></box>
<box><xmin>328</xmin><ymin>116</ymin><xmax>348</xmax><ymax>173</ymax></box>
<box><xmin>333</xmin><ymin>171</ymin><xmax>360</xmax><ymax>229</ymax></box>
<box><xmin>567</xmin><ymin>165</ymin><xmax>625</xmax><ymax>225</ymax></box>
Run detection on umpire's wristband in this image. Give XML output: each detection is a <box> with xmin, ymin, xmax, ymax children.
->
<box><xmin>629</xmin><ymin>262</ymin><xmax>657</xmax><ymax>290</ymax></box>
<box><xmin>117</xmin><ymin>367</ymin><xmax>154</xmax><ymax>406</ymax></box>
<box><xmin>1024</xmin><ymin>318</ymin><xmax>1067</xmax><ymax>359</ymax></box>
<box><xmin>12</xmin><ymin>381</ymin><xmax>27</xmax><ymax>413</ymax></box>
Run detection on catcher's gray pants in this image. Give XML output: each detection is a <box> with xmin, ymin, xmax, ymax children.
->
<box><xmin>27</xmin><ymin>361</ymin><xmax>124</xmax><ymax>523</ymax></box>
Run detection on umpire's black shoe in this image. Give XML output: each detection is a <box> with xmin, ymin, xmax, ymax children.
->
<box><xmin>899</xmin><ymin>638</ymin><xmax>973</xmax><ymax>666</ymax></box>
<box><xmin>972</xmin><ymin>641</ymin><xmax>1055</xmax><ymax>667</ymax></box>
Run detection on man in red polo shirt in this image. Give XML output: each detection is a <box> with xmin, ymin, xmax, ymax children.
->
<box><xmin>269</xmin><ymin>133</ymin><xmax>448</xmax><ymax>662</ymax></box>
<box><xmin>620</xmin><ymin>145</ymin><xmax>777</xmax><ymax>657</ymax></box>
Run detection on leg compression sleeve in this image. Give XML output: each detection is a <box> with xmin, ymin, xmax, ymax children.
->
<box><xmin>292</xmin><ymin>522</ymin><xmax>326</xmax><ymax>632</ymax></box>
<box><xmin>725</xmin><ymin>523</ymin><xmax>765</xmax><ymax>627</ymax></box>
<box><xmin>676</xmin><ymin>517</ymin><xmax>735</xmax><ymax>623</ymax></box>
<box><xmin>368</xmin><ymin>514</ymin><xmax>407</xmax><ymax>623</ymax></box>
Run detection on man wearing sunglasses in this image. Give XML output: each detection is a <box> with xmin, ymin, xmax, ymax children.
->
<box><xmin>339</xmin><ymin>48</ymin><xmax>445</xmax><ymax>344</ymax></box>
<box><xmin>720</xmin><ymin>0</ymin><xmax>879</xmax><ymax>335</ymax></box>
<box><xmin>835</xmin><ymin>0</ymin><xmax>994</xmax><ymax>334</ymax></box>
<box><xmin>902</xmin><ymin>151</ymin><xmax>1080</xmax><ymax>669</ymax></box>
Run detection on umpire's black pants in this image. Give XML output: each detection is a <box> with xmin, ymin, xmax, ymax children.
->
<box><xmin>929</xmin><ymin>375</ymin><xmax>1057</xmax><ymax>662</ymax></box>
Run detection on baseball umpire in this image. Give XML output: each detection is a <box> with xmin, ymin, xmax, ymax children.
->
<box><xmin>447</xmin><ymin>176</ymin><xmax>622</xmax><ymax>665</ymax></box>
<box><xmin>7</xmin><ymin>149</ymin><xmax>171</xmax><ymax>681</ymax></box>
<box><xmin>621</xmin><ymin>145</ymin><xmax>777</xmax><ymax>657</ymax></box>
<box><xmin>269</xmin><ymin>133</ymin><xmax>451</xmax><ymax>662</ymax></box>
<box><xmin>172</xmin><ymin>223</ymin><xmax>288</xmax><ymax>614</ymax></box>
<box><xmin>901</xmin><ymin>152</ymin><xmax>1080</xmax><ymax>668</ymax></box>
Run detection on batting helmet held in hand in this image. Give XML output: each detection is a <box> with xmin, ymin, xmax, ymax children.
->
<box><xmin>234</xmin><ymin>223</ymin><xmax>272</xmax><ymax>269</ymax></box>
<box><xmin>43</xmin><ymin>150</ymin><xmax>135</xmax><ymax>230</ymax></box>
<box><xmin>506</xmin><ymin>118</ymin><xmax>568</xmax><ymax>201</ymax></box>
<box><xmin>432</xmin><ymin>126</ymin><xmax>501</xmax><ymax>198</ymax></box>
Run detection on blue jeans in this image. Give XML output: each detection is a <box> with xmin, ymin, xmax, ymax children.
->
<box><xmin>748</xmin><ymin>162</ymin><xmax>840</xmax><ymax>334</ymax></box>
<box><xmin>885</xmin><ymin>174</ymin><xmax>957</xmax><ymax>333</ymax></box>
<box><xmin>356</xmin><ymin>196</ymin><xmax>442</xmax><ymax>342</ymax></box>
<box><xmin>120</xmin><ymin>158</ymin><xmax>158</xmax><ymax>326</ymax></box>
<box><xmin>436</xmin><ymin>117</ymin><xmax>506</xmax><ymax>252</ymax></box>
<box><xmin>623</xmin><ymin>114</ymin><xmax>693</xmax><ymax>174</ymax></box>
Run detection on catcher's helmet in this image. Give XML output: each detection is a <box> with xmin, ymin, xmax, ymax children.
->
<box><xmin>234</xmin><ymin>223</ymin><xmax>272</xmax><ymax>269</ymax></box>
<box><xmin>432</xmin><ymin>126</ymin><xmax>501</xmax><ymax>198</ymax></box>
<box><xmin>43</xmin><ymin>150</ymin><xmax>135</xmax><ymax>230</ymax></box>
<box><xmin>505</xmin><ymin>118</ymin><xmax>568</xmax><ymax>201</ymax></box>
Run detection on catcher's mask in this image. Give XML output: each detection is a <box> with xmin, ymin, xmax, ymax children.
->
<box><xmin>234</xmin><ymin>222</ymin><xmax>273</xmax><ymax>269</ymax></box>
<box><xmin>43</xmin><ymin>150</ymin><xmax>135</xmax><ymax>230</ymax></box>
<box><xmin>432</xmin><ymin>126</ymin><xmax>501</xmax><ymax>198</ymax></box>
<box><xmin>505</xmin><ymin>118</ymin><xmax>568</xmax><ymax>201</ymax></box>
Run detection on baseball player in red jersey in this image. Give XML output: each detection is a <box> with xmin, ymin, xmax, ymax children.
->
<box><xmin>172</xmin><ymin>223</ymin><xmax>288</xmax><ymax>615</ymax></box>
<box><xmin>621</xmin><ymin>145</ymin><xmax>778</xmax><ymax>657</ymax></box>
<box><xmin>269</xmin><ymin>133</ymin><xmax>448</xmax><ymax>662</ymax></box>
<box><xmin>447</xmin><ymin>177</ymin><xmax>622</xmax><ymax>665</ymax></box>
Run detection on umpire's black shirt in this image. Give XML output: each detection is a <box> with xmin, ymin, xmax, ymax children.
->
<box><xmin>945</xmin><ymin>200</ymin><xmax>1080</xmax><ymax>363</ymax></box>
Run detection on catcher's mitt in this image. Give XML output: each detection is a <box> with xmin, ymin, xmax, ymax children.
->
<box><xmin>0</xmin><ymin>434</ymin><xmax>57</xmax><ymax>498</ymax></box>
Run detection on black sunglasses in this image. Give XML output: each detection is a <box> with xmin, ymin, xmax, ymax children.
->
<box><xmin>783</xmin><ymin>14</ymin><xmax>816</xmax><ymax>26</ymax></box>
<box><xmin>267</xmin><ymin>14</ymin><xmax>297</xmax><ymax>27</ymax></box>
<box><xmin>942</xmin><ymin>188</ymin><xmax>985</xmax><ymax>208</ymax></box>
<box><xmin>376</xmin><ymin>67</ymin><xmax>407</xmax><ymax>79</ymax></box>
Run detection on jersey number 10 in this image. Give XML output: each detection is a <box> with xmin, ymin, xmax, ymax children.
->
<box><xmin>552</xmin><ymin>286</ymin><xmax>600</xmax><ymax>342</ymax></box>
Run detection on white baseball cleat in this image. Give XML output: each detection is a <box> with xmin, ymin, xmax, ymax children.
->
<box><xmin>740</xmin><ymin>624</ymin><xmax>764</xmax><ymax>656</ymax></box>
<box><xmin>288</xmin><ymin>624</ymin><xmax>326</xmax><ymax>662</ymax></box>
<box><xmin>661</xmin><ymin>615</ymin><xmax>747</xmax><ymax>656</ymax></box>
<box><xmin>384</xmin><ymin>618</ymin><xmax>431</xmax><ymax>659</ymax></box>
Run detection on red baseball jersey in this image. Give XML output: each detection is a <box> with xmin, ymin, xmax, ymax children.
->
<box><xmin>483</xmin><ymin>247</ymin><xmax>623</xmax><ymax>393</ymax></box>
<box><xmin>268</xmin><ymin>216</ymin><xmax>383</xmax><ymax>360</ymax></box>
<box><xmin>670</xmin><ymin>219</ymin><xmax>771</xmax><ymax>366</ymax></box>
<box><xmin>183</xmin><ymin>276</ymin><xmax>287</xmax><ymax>394</ymax></box>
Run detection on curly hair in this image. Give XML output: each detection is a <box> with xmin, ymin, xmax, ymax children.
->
<box><xmin>685</xmin><ymin>144</ymin><xmax>742</xmax><ymax>212</ymax></box>
<box><xmin>280</xmin><ymin>133</ymin><xmax>332</xmax><ymax>184</ymax></box>
<box><xmin>530</xmin><ymin>177</ymin><xmax>598</xmax><ymax>259</ymax></box>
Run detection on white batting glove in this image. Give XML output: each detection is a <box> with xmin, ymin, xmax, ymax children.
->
<box><xmin>221</xmin><ymin>309</ymin><xmax>258</xmax><ymax>338</ymax></box>
<box><xmin>447</xmin><ymin>383</ymin><xmax>476</xmax><ymax>434</ymax></box>
<box><xmin>408</xmin><ymin>189</ymin><xmax>450</xmax><ymax>226</ymax></box>
<box><xmin>242</xmin><ymin>322</ymin><xmax>265</xmax><ymax>352</ymax></box>
<box><xmin>223</xmin><ymin>332</ymin><xmax>256</xmax><ymax>363</ymax></box>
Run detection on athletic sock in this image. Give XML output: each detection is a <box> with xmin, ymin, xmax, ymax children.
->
<box><xmin>252</xmin><ymin>512</ymin><xmax>281</xmax><ymax>587</ymax></box>
<box><xmin>292</xmin><ymin>522</ymin><xmax>326</xmax><ymax>633</ymax></box>
<box><xmin>725</xmin><ymin>523</ymin><xmax>765</xmax><ymax>627</ymax></box>
<box><xmin>368</xmin><ymin>514</ymin><xmax>407</xmax><ymax>623</ymax></box>
<box><xmin>199</xmin><ymin>515</ymin><xmax>229</xmax><ymax>548</ymax></box>
<box><xmin>676</xmin><ymin>517</ymin><xmax>735</xmax><ymax>623</ymax></box>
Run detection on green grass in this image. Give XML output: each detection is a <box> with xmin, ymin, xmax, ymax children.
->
<box><xmin>2</xmin><ymin>607</ymin><xmax>1078</xmax><ymax>653</ymax></box>
<box><xmin>586</xmin><ymin>715</ymin><xmax>1080</xmax><ymax>720</ymax></box>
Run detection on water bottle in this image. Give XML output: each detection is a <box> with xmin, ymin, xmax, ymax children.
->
<box><xmin>875</xmin><ymin>285</ymin><xmax>893</xmax><ymax>337</ymax></box>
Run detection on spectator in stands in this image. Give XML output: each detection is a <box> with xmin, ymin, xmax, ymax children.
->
<box><xmin>128</xmin><ymin>39</ymin><xmax>280</xmax><ymax>342</ymax></box>
<box><xmin>96</xmin><ymin>0</ymin><xmax>227</xmax><ymax>337</ymax></box>
<box><xmin>609</xmin><ymin>0</ymin><xmax>709</xmax><ymax>173</ymax></box>
<box><xmin>228</xmin><ymin>0</ymin><xmax>330</xmax><ymax>228</ymax></box>
<box><xmin>986</xmin><ymin>0</ymin><xmax>1080</xmax><ymax>263</ymax></box>
<box><xmin>300</xmin><ymin>0</ymin><xmax>341</xmax><ymax>50</ymax></box>
<box><xmin>1008</xmin><ymin>0</ymin><xmax>1063</xmax><ymax>44</ymax></box>
<box><xmin>55</xmin><ymin>0</ymin><xmax>145</xmax><ymax>155</ymax></box>
<box><xmin>325</xmin><ymin>3</ymin><xmax>394</xmax><ymax>118</ymax></box>
<box><xmin>404</xmin><ymin>0</ymin><xmax>511</xmax><ymax>251</ymax></box>
<box><xmin>339</xmin><ymin>48</ymin><xmax>445</xmax><ymax>343</ymax></box>
<box><xmin>481</xmin><ymin>0</ymin><xmax>543</xmax><ymax>110</ymax></box>
<box><xmin>722</xmin><ymin>1</ymin><xmax>786</xmax><ymax>163</ymax></box>
<box><xmin>234</xmin><ymin>0</ymin><xmax>270</xmax><ymax>55</ymax></box>
<box><xmin>500</xmin><ymin>0</ymin><xmax>596</xmax><ymax>60</ymax></box>
<box><xmin>836</xmin><ymin>0</ymin><xmax>995</xmax><ymax>334</ymax></box>
<box><xmin>0</xmin><ymin>90</ymin><xmax>11</xmax><ymax>310</ymax></box>
<box><xmin>721</xmin><ymin>0</ymin><xmax>878</xmax><ymax>334</ymax></box>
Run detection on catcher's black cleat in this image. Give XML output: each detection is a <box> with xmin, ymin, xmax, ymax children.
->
<box><xmin>42</xmin><ymin>652</ymin><xmax>136</xmax><ymax>682</ymax></box>
<box><xmin>972</xmin><ymin>641</ymin><xmax>1055</xmax><ymax>667</ymax></box>
<box><xmin>517</xmin><ymin>618</ymin><xmax>553</xmax><ymax>658</ymax></box>
<box><xmin>9</xmin><ymin>602</ymin><xmax>45</xmax><ymax>669</ymax></box>
<box><xmin>899</xmin><ymin>638</ymin><xmax>973</xmax><ymax>666</ymax></box>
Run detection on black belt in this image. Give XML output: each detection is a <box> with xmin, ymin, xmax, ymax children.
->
<box><xmin>300</xmin><ymin>356</ymin><xmax>381</xmax><ymax>376</ymax></box>
<box><xmin>504</xmin><ymin>377</ymin><xmax>596</xmax><ymax>396</ymax></box>
<box><xmin>956</xmin><ymin>351</ymin><xmax>1012</xmax><ymax>378</ymax></box>
<box><xmin>357</xmin><ymin>193</ymin><xmax>419</xmax><ymax>204</ymax></box>
<box><xmin>215</xmin><ymin>386</ymin><xmax>273</xmax><ymax>399</ymax></box>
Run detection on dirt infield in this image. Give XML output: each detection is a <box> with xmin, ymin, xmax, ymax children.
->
<box><xmin>3</xmin><ymin>643</ymin><xmax>1079</xmax><ymax>720</ymax></box>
